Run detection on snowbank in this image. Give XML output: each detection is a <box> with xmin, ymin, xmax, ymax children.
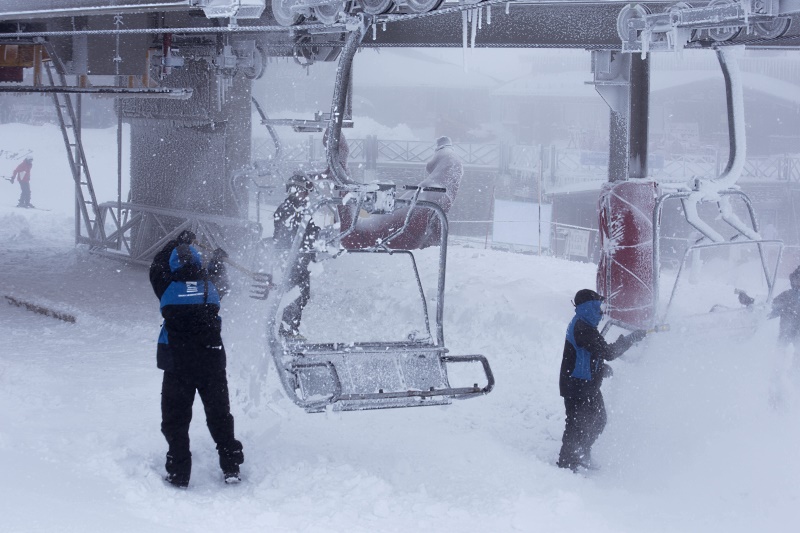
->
<box><xmin>1</xmin><ymin>124</ymin><xmax>798</xmax><ymax>532</ymax></box>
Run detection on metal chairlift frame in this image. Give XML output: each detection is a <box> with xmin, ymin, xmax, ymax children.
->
<box><xmin>602</xmin><ymin>47</ymin><xmax>785</xmax><ymax>334</ymax></box>
<box><xmin>259</xmin><ymin>19</ymin><xmax>492</xmax><ymax>412</ymax></box>
<box><xmin>652</xmin><ymin>189</ymin><xmax>784</xmax><ymax>326</ymax></box>
<box><xmin>264</xmin><ymin>192</ymin><xmax>494</xmax><ymax>412</ymax></box>
<box><xmin>602</xmin><ymin>188</ymin><xmax>785</xmax><ymax>334</ymax></box>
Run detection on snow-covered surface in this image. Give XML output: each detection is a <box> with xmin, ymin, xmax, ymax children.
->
<box><xmin>2</xmin><ymin>124</ymin><xmax>800</xmax><ymax>532</ymax></box>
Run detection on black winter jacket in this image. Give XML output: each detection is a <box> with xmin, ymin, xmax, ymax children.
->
<box><xmin>770</xmin><ymin>288</ymin><xmax>800</xmax><ymax>343</ymax></box>
<box><xmin>149</xmin><ymin>240</ymin><xmax>228</xmax><ymax>375</ymax></box>
<box><xmin>273</xmin><ymin>193</ymin><xmax>319</xmax><ymax>250</ymax></box>
<box><xmin>559</xmin><ymin>319</ymin><xmax>636</xmax><ymax>398</ymax></box>
<box><xmin>273</xmin><ymin>193</ymin><xmax>319</xmax><ymax>283</ymax></box>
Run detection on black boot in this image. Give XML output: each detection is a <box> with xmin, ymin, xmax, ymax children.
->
<box><xmin>223</xmin><ymin>469</ymin><xmax>241</xmax><ymax>485</ymax></box>
<box><xmin>218</xmin><ymin>440</ymin><xmax>244</xmax><ymax>484</ymax></box>
<box><xmin>165</xmin><ymin>472</ymin><xmax>190</xmax><ymax>488</ymax></box>
<box><xmin>557</xmin><ymin>444</ymin><xmax>580</xmax><ymax>472</ymax></box>
<box><xmin>577</xmin><ymin>449</ymin><xmax>599</xmax><ymax>471</ymax></box>
<box><xmin>165</xmin><ymin>451</ymin><xmax>191</xmax><ymax>488</ymax></box>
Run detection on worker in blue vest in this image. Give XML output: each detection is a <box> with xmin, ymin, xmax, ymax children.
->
<box><xmin>557</xmin><ymin>289</ymin><xmax>646</xmax><ymax>472</ymax></box>
<box><xmin>149</xmin><ymin>230</ymin><xmax>244</xmax><ymax>488</ymax></box>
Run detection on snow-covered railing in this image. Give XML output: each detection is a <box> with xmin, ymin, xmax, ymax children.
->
<box><xmin>657</xmin><ymin>152</ymin><xmax>719</xmax><ymax>179</ymax></box>
<box><xmin>260</xmin><ymin>137</ymin><xmax>800</xmax><ymax>187</ymax></box>
<box><xmin>743</xmin><ymin>156</ymin><xmax>785</xmax><ymax>181</ymax></box>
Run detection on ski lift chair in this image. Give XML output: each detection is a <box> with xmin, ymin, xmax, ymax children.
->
<box><xmin>258</xmin><ymin>21</ymin><xmax>492</xmax><ymax>412</ymax></box>
<box><xmin>601</xmin><ymin>186</ymin><xmax>784</xmax><ymax>337</ymax></box>
<box><xmin>600</xmin><ymin>48</ymin><xmax>785</xmax><ymax>337</ymax></box>
<box><xmin>652</xmin><ymin>188</ymin><xmax>783</xmax><ymax>332</ymax></box>
<box><xmin>263</xmin><ymin>183</ymin><xmax>494</xmax><ymax>412</ymax></box>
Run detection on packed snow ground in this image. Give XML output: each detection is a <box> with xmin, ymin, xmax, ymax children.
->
<box><xmin>2</xmin><ymin>124</ymin><xmax>800</xmax><ymax>532</ymax></box>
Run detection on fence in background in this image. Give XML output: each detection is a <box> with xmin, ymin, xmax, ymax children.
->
<box><xmin>265</xmin><ymin>137</ymin><xmax>800</xmax><ymax>191</ymax></box>
<box><xmin>255</xmin><ymin>137</ymin><xmax>800</xmax><ymax>256</ymax></box>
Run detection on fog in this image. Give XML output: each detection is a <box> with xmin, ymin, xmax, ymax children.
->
<box><xmin>1</xmin><ymin>44</ymin><xmax>800</xmax><ymax>532</ymax></box>
<box><xmin>249</xmin><ymin>47</ymin><xmax>800</xmax><ymax>261</ymax></box>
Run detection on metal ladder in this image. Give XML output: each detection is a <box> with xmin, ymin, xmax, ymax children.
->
<box><xmin>41</xmin><ymin>42</ymin><xmax>105</xmax><ymax>245</ymax></box>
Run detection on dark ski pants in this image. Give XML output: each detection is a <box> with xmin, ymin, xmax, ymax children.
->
<box><xmin>281</xmin><ymin>264</ymin><xmax>310</xmax><ymax>335</ymax></box>
<box><xmin>18</xmin><ymin>181</ymin><xmax>31</xmax><ymax>207</ymax></box>
<box><xmin>558</xmin><ymin>390</ymin><xmax>607</xmax><ymax>469</ymax></box>
<box><xmin>161</xmin><ymin>370</ymin><xmax>243</xmax><ymax>484</ymax></box>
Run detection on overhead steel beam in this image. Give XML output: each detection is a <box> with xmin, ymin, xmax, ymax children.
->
<box><xmin>0</xmin><ymin>3</ymin><xmax>644</xmax><ymax>50</ymax></box>
<box><xmin>0</xmin><ymin>0</ymin><xmax>265</xmax><ymax>21</ymax></box>
<box><xmin>3</xmin><ymin>2</ymin><xmax>800</xmax><ymax>50</ymax></box>
<box><xmin>0</xmin><ymin>0</ymin><xmax>200</xmax><ymax>20</ymax></box>
<box><xmin>0</xmin><ymin>85</ymin><xmax>193</xmax><ymax>98</ymax></box>
<box><xmin>363</xmin><ymin>4</ymin><xmax>627</xmax><ymax>49</ymax></box>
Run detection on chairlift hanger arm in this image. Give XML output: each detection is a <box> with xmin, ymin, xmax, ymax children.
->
<box><xmin>326</xmin><ymin>17</ymin><xmax>366</xmax><ymax>188</ymax></box>
<box><xmin>251</xmin><ymin>96</ymin><xmax>282</xmax><ymax>162</ymax></box>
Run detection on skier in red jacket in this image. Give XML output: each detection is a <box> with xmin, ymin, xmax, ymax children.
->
<box><xmin>10</xmin><ymin>157</ymin><xmax>33</xmax><ymax>208</ymax></box>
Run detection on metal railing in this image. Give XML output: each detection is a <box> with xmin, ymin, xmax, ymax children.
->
<box><xmin>263</xmin><ymin>138</ymin><xmax>800</xmax><ymax>189</ymax></box>
<box><xmin>93</xmin><ymin>202</ymin><xmax>261</xmax><ymax>265</ymax></box>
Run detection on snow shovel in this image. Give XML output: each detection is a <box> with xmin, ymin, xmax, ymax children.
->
<box><xmin>249</xmin><ymin>271</ymin><xmax>273</xmax><ymax>300</ymax></box>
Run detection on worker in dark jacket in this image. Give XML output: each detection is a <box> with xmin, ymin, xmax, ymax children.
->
<box><xmin>273</xmin><ymin>173</ymin><xmax>319</xmax><ymax>339</ymax></box>
<box><xmin>149</xmin><ymin>229</ymin><xmax>244</xmax><ymax>488</ymax></box>
<box><xmin>769</xmin><ymin>266</ymin><xmax>800</xmax><ymax>349</ymax></box>
<box><xmin>557</xmin><ymin>289</ymin><xmax>646</xmax><ymax>472</ymax></box>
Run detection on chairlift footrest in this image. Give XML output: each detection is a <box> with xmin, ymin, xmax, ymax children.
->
<box><xmin>285</xmin><ymin>346</ymin><xmax>493</xmax><ymax>412</ymax></box>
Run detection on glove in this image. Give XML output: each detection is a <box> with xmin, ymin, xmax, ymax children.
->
<box><xmin>627</xmin><ymin>329</ymin><xmax>647</xmax><ymax>343</ymax></box>
<box><xmin>177</xmin><ymin>230</ymin><xmax>196</xmax><ymax>245</ymax></box>
<box><xmin>212</xmin><ymin>247</ymin><xmax>228</xmax><ymax>260</ymax></box>
<box><xmin>601</xmin><ymin>363</ymin><xmax>614</xmax><ymax>379</ymax></box>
